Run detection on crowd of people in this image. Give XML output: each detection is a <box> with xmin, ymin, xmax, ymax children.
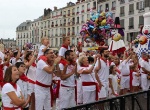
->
<box><xmin>0</xmin><ymin>36</ymin><xmax>150</xmax><ymax>110</ymax></box>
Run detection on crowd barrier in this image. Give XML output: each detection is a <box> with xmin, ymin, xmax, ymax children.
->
<box><xmin>63</xmin><ymin>90</ymin><xmax>150</xmax><ymax>110</ymax></box>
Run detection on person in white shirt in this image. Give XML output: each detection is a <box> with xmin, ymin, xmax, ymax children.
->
<box><xmin>94</xmin><ymin>48</ymin><xmax>109</xmax><ymax>99</ymax></box>
<box><xmin>16</xmin><ymin>62</ymin><xmax>32</xmax><ymax>110</ymax></box>
<box><xmin>140</xmin><ymin>52</ymin><xmax>150</xmax><ymax>91</ymax></box>
<box><xmin>35</xmin><ymin>49</ymin><xmax>61</xmax><ymax>110</ymax></box>
<box><xmin>59</xmin><ymin>50</ymin><xmax>77</xmax><ymax>109</ymax></box>
<box><xmin>2</xmin><ymin>66</ymin><xmax>26</xmax><ymax>110</ymax></box>
<box><xmin>109</xmin><ymin>65</ymin><xmax>119</xmax><ymax>97</ymax></box>
<box><xmin>37</xmin><ymin>37</ymin><xmax>50</xmax><ymax>58</ymax></box>
<box><xmin>10</xmin><ymin>49</ymin><xmax>21</xmax><ymax>65</ymax></box>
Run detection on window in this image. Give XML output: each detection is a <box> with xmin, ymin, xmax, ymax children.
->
<box><xmin>72</xmin><ymin>38</ymin><xmax>75</xmax><ymax>44</ymax></box>
<box><xmin>87</xmin><ymin>14</ymin><xmax>90</xmax><ymax>19</ymax></box>
<box><xmin>93</xmin><ymin>1</ymin><xmax>96</xmax><ymax>8</ymax></box>
<box><xmin>129</xmin><ymin>4</ymin><xmax>134</xmax><ymax>15</ymax></box>
<box><xmin>72</xmin><ymin>8</ymin><xmax>75</xmax><ymax>13</ymax></box>
<box><xmin>87</xmin><ymin>3</ymin><xmax>90</xmax><ymax>9</ymax></box>
<box><xmin>145</xmin><ymin>0</ymin><xmax>150</xmax><ymax>7</ymax></box>
<box><xmin>120</xmin><ymin>19</ymin><xmax>124</xmax><ymax>28</ymax></box>
<box><xmin>139</xmin><ymin>16</ymin><xmax>144</xmax><ymax>26</ymax></box>
<box><xmin>82</xmin><ymin>15</ymin><xmax>84</xmax><ymax>22</ymax></box>
<box><xmin>139</xmin><ymin>1</ymin><xmax>144</xmax><ymax>10</ymax></box>
<box><xmin>127</xmin><ymin>32</ymin><xmax>138</xmax><ymax>42</ymax></box>
<box><xmin>82</xmin><ymin>5</ymin><xmax>84</xmax><ymax>10</ymax></box>
<box><xmin>77</xmin><ymin>17</ymin><xmax>79</xmax><ymax>23</ymax></box>
<box><xmin>55</xmin><ymin>38</ymin><xmax>58</xmax><ymax>47</ymax></box>
<box><xmin>105</xmin><ymin>4</ymin><xmax>109</xmax><ymax>11</ymax></box>
<box><xmin>120</xmin><ymin>6</ymin><xmax>125</xmax><ymax>16</ymax></box>
<box><xmin>77</xmin><ymin>26</ymin><xmax>79</xmax><ymax>34</ymax></box>
<box><xmin>77</xmin><ymin>7</ymin><xmax>79</xmax><ymax>12</ymax></box>
<box><xmin>99</xmin><ymin>5</ymin><xmax>102</xmax><ymax>12</ymax></box>
<box><xmin>129</xmin><ymin>17</ymin><xmax>134</xmax><ymax>29</ymax></box>
<box><xmin>112</xmin><ymin>1</ymin><xmax>116</xmax><ymax>8</ymax></box>
<box><xmin>68</xmin><ymin>10</ymin><xmax>70</xmax><ymax>14</ymax></box>
<box><xmin>60</xmin><ymin>38</ymin><xmax>62</xmax><ymax>46</ymax></box>
<box><xmin>51</xmin><ymin>39</ymin><xmax>53</xmax><ymax>47</ymax></box>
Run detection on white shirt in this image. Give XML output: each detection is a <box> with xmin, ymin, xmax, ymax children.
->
<box><xmin>59</xmin><ymin>63</ymin><xmax>75</xmax><ymax>87</ymax></box>
<box><xmin>119</xmin><ymin>60</ymin><xmax>130</xmax><ymax>75</ymax></box>
<box><xmin>95</xmin><ymin>59</ymin><xmax>109</xmax><ymax>83</ymax></box>
<box><xmin>2</xmin><ymin>83</ymin><xmax>21</xmax><ymax>109</ymax></box>
<box><xmin>17</xmin><ymin>79</ymin><xmax>32</xmax><ymax>108</ymax></box>
<box><xmin>59</xmin><ymin>46</ymin><xmax>70</xmax><ymax>57</ymax></box>
<box><xmin>36</xmin><ymin>60</ymin><xmax>52</xmax><ymax>85</ymax></box>
<box><xmin>140</xmin><ymin>59</ymin><xmax>150</xmax><ymax>73</ymax></box>
<box><xmin>79</xmin><ymin>65</ymin><xmax>96</xmax><ymax>91</ymax></box>
<box><xmin>132</xmin><ymin>72</ymin><xmax>140</xmax><ymax>86</ymax></box>
<box><xmin>37</xmin><ymin>45</ymin><xmax>46</xmax><ymax>58</ymax></box>
<box><xmin>26</xmin><ymin>65</ymin><xmax>36</xmax><ymax>81</ymax></box>
<box><xmin>109</xmin><ymin>74</ymin><xmax>118</xmax><ymax>91</ymax></box>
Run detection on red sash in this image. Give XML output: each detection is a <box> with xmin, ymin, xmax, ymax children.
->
<box><xmin>20</xmin><ymin>74</ymin><xmax>35</xmax><ymax>84</ymax></box>
<box><xmin>82</xmin><ymin>82</ymin><xmax>100</xmax><ymax>101</ymax></box>
<box><xmin>3</xmin><ymin>106</ymin><xmax>22</xmax><ymax>110</ymax></box>
<box><xmin>55</xmin><ymin>80</ymin><xmax>60</xmax><ymax>98</ymax></box>
<box><xmin>36</xmin><ymin>81</ymin><xmax>53</xmax><ymax>107</ymax></box>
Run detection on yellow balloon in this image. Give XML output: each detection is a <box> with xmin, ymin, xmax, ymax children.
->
<box><xmin>113</xmin><ymin>33</ymin><xmax>122</xmax><ymax>41</ymax></box>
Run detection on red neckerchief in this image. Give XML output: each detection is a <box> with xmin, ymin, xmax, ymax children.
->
<box><xmin>38</xmin><ymin>55</ymin><xmax>47</xmax><ymax>62</ymax></box>
<box><xmin>142</xmin><ymin>58</ymin><xmax>149</xmax><ymax>62</ymax></box>
<box><xmin>6</xmin><ymin>63</ymin><xmax>9</xmax><ymax>67</ymax></box>
<box><xmin>59</xmin><ymin>59</ymin><xmax>68</xmax><ymax>66</ymax></box>
<box><xmin>62</xmin><ymin>44</ymin><xmax>68</xmax><ymax>49</ymax></box>
<box><xmin>20</xmin><ymin>74</ymin><xmax>29</xmax><ymax>82</ymax></box>
<box><xmin>81</xmin><ymin>64</ymin><xmax>89</xmax><ymax>67</ymax></box>
<box><xmin>100</xmin><ymin>57</ymin><xmax>107</xmax><ymax>64</ymax></box>
<box><xmin>10</xmin><ymin>82</ymin><xmax>17</xmax><ymax>90</ymax></box>
<box><xmin>32</xmin><ymin>62</ymin><xmax>36</xmax><ymax>67</ymax></box>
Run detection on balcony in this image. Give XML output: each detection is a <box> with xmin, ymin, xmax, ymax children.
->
<box><xmin>63</xmin><ymin>34</ymin><xmax>66</xmax><ymax>36</ymax></box>
<box><xmin>92</xmin><ymin>7</ymin><xmax>96</xmax><ymax>10</ymax></box>
<box><xmin>72</xmin><ymin>22</ymin><xmax>75</xmax><ymax>25</ymax></box>
<box><xmin>76</xmin><ymin>22</ymin><xmax>79</xmax><ymax>24</ymax></box>
<box><xmin>129</xmin><ymin>11</ymin><xmax>134</xmax><ymax>15</ymax></box>
<box><xmin>76</xmin><ymin>12</ymin><xmax>79</xmax><ymax>15</ymax></box>
<box><xmin>120</xmin><ymin>13</ymin><xmax>125</xmax><ymax>17</ymax></box>
<box><xmin>55</xmin><ymin>34</ymin><xmax>58</xmax><ymax>36</ymax></box>
<box><xmin>51</xmin><ymin>25</ymin><xmax>54</xmax><ymax>27</ymax></box>
<box><xmin>72</xmin><ymin>12</ymin><xmax>75</xmax><ymax>15</ymax></box>
<box><xmin>55</xmin><ymin>24</ymin><xmax>58</xmax><ymax>27</ymax></box>
<box><xmin>81</xmin><ymin>10</ymin><xmax>84</xmax><ymax>13</ymax></box>
<box><xmin>111</xmin><ymin>7</ymin><xmax>116</xmax><ymax>10</ymax></box>
<box><xmin>76</xmin><ymin>1</ymin><xmax>80</xmax><ymax>4</ymax></box>
<box><xmin>81</xmin><ymin>21</ymin><xmax>85</xmax><ymax>23</ymax></box>
<box><xmin>105</xmin><ymin>9</ymin><xmax>109</xmax><ymax>12</ymax></box>
<box><xmin>68</xmin><ymin>22</ymin><xmax>70</xmax><ymax>25</ymax></box>
<box><xmin>128</xmin><ymin>0</ymin><xmax>134</xmax><ymax>1</ymax></box>
<box><xmin>87</xmin><ymin>9</ymin><xmax>90</xmax><ymax>11</ymax></box>
<box><xmin>81</xmin><ymin>0</ymin><xmax>85</xmax><ymax>2</ymax></box>
<box><xmin>63</xmin><ymin>15</ymin><xmax>66</xmax><ymax>17</ymax></box>
<box><xmin>98</xmin><ymin>0</ymin><xmax>106</xmax><ymax>3</ymax></box>
<box><xmin>67</xmin><ymin>33</ymin><xmax>70</xmax><ymax>36</ymax></box>
<box><xmin>138</xmin><ymin>8</ymin><xmax>145</xmax><ymax>13</ymax></box>
<box><xmin>63</xmin><ymin>23</ymin><xmax>66</xmax><ymax>26</ymax></box>
<box><xmin>41</xmin><ymin>27</ymin><xmax>43</xmax><ymax>29</ymax></box>
<box><xmin>72</xmin><ymin>32</ymin><xmax>75</xmax><ymax>35</ymax></box>
<box><xmin>120</xmin><ymin>0</ymin><xmax>125</xmax><ymax>4</ymax></box>
<box><xmin>128</xmin><ymin>25</ymin><xmax>134</xmax><ymax>29</ymax></box>
<box><xmin>68</xmin><ymin>13</ymin><xmax>70</xmax><ymax>16</ymax></box>
<box><xmin>60</xmin><ymin>24</ymin><xmax>62</xmax><ymax>26</ymax></box>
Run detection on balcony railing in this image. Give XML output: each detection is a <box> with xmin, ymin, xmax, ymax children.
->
<box><xmin>63</xmin><ymin>15</ymin><xmax>66</xmax><ymax>17</ymax></box>
<box><xmin>72</xmin><ymin>22</ymin><xmax>75</xmax><ymax>25</ymax></box>
<box><xmin>138</xmin><ymin>8</ymin><xmax>145</xmax><ymax>13</ymax></box>
<box><xmin>76</xmin><ymin>22</ymin><xmax>79</xmax><ymax>24</ymax></box>
<box><xmin>55</xmin><ymin>34</ymin><xmax>58</xmax><ymax>36</ymax></box>
<box><xmin>111</xmin><ymin>7</ymin><xmax>116</xmax><ymax>10</ymax></box>
<box><xmin>81</xmin><ymin>21</ymin><xmax>85</xmax><ymax>23</ymax></box>
<box><xmin>67</xmin><ymin>33</ymin><xmax>70</xmax><ymax>36</ymax></box>
<box><xmin>63</xmin><ymin>34</ymin><xmax>66</xmax><ymax>36</ymax></box>
<box><xmin>128</xmin><ymin>25</ymin><xmax>134</xmax><ymax>29</ymax></box>
<box><xmin>51</xmin><ymin>25</ymin><xmax>54</xmax><ymax>27</ymax></box>
<box><xmin>81</xmin><ymin>10</ymin><xmax>84</xmax><ymax>13</ymax></box>
<box><xmin>105</xmin><ymin>9</ymin><xmax>109</xmax><ymax>12</ymax></box>
<box><xmin>72</xmin><ymin>12</ymin><xmax>75</xmax><ymax>15</ymax></box>
<box><xmin>81</xmin><ymin>0</ymin><xmax>85</xmax><ymax>2</ymax></box>
<box><xmin>87</xmin><ymin>9</ymin><xmax>90</xmax><ymax>11</ymax></box>
<box><xmin>55</xmin><ymin>24</ymin><xmax>58</xmax><ymax>27</ymax></box>
<box><xmin>68</xmin><ymin>22</ymin><xmax>70</xmax><ymax>25</ymax></box>
<box><xmin>63</xmin><ymin>23</ymin><xmax>66</xmax><ymax>26</ymax></box>
<box><xmin>60</xmin><ymin>24</ymin><xmax>62</xmax><ymax>26</ymax></box>
<box><xmin>68</xmin><ymin>13</ymin><xmax>70</xmax><ymax>16</ymax></box>
<box><xmin>92</xmin><ymin>7</ymin><xmax>96</xmax><ymax>10</ymax></box>
<box><xmin>129</xmin><ymin>11</ymin><xmax>134</xmax><ymax>15</ymax></box>
<box><xmin>72</xmin><ymin>32</ymin><xmax>75</xmax><ymax>35</ymax></box>
<box><xmin>76</xmin><ymin>1</ymin><xmax>80</xmax><ymax>4</ymax></box>
<box><xmin>120</xmin><ymin>13</ymin><xmax>125</xmax><ymax>17</ymax></box>
<box><xmin>76</xmin><ymin>12</ymin><xmax>79</xmax><ymax>15</ymax></box>
<box><xmin>120</xmin><ymin>0</ymin><xmax>125</xmax><ymax>4</ymax></box>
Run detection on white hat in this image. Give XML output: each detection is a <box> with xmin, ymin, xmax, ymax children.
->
<box><xmin>143</xmin><ymin>12</ymin><xmax>150</xmax><ymax>25</ymax></box>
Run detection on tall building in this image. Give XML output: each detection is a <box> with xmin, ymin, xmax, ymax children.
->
<box><xmin>16</xmin><ymin>0</ymin><xmax>150</xmax><ymax>50</ymax></box>
<box><xmin>0</xmin><ymin>38</ymin><xmax>16</xmax><ymax>49</ymax></box>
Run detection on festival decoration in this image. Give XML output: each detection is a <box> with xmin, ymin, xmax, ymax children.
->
<box><xmin>138</xmin><ymin>35</ymin><xmax>148</xmax><ymax>45</ymax></box>
<box><xmin>80</xmin><ymin>11</ymin><xmax>114</xmax><ymax>46</ymax></box>
<box><xmin>25</xmin><ymin>43</ymin><xmax>33</xmax><ymax>50</ymax></box>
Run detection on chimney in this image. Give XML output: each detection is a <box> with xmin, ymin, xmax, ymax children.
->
<box><xmin>54</xmin><ymin>6</ymin><xmax>57</xmax><ymax>10</ymax></box>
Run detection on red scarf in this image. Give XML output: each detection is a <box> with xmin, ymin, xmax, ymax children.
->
<box><xmin>81</xmin><ymin>64</ymin><xmax>89</xmax><ymax>67</ymax></box>
<box><xmin>32</xmin><ymin>62</ymin><xmax>36</xmax><ymax>67</ymax></box>
<box><xmin>62</xmin><ymin>44</ymin><xmax>68</xmax><ymax>49</ymax></box>
<box><xmin>101</xmin><ymin>57</ymin><xmax>107</xmax><ymax>64</ymax></box>
<box><xmin>38</xmin><ymin>55</ymin><xmax>47</xmax><ymax>62</ymax></box>
<box><xmin>59</xmin><ymin>59</ymin><xmax>68</xmax><ymax>66</ymax></box>
<box><xmin>143</xmin><ymin>58</ymin><xmax>149</xmax><ymax>62</ymax></box>
<box><xmin>20</xmin><ymin>74</ymin><xmax>29</xmax><ymax>82</ymax></box>
<box><xmin>10</xmin><ymin>82</ymin><xmax>17</xmax><ymax>90</ymax></box>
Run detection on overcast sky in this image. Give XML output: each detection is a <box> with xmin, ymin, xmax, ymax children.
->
<box><xmin>0</xmin><ymin>0</ymin><xmax>77</xmax><ymax>39</ymax></box>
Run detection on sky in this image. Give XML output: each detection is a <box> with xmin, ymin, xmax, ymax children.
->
<box><xmin>0</xmin><ymin>0</ymin><xmax>77</xmax><ymax>39</ymax></box>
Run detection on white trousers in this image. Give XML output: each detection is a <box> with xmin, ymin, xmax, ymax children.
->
<box><xmin>83</xmin><ymin>90</ymin><xmax>96</xmax><ymax>104</ymax></box>
<box><xmin>35</xmin><ymin>85</ymin><xmax>52</xmax><ymax>110</ymax></box>
<box><xmin>59</xmin><ymin>86</ymin><xmax>76</xmax><ymax>110</ymax></box>
<box><xmin>141</xmin><ymin>74</ymin><xmax>150</xmax><ymax>90</ymax></box>
<box><xmin>120</xmin><ymin>76</ymin><xmax>130</xmax><ymax>89</ymax></box>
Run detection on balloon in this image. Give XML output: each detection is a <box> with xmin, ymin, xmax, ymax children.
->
<box><xmin>113</xmin><ymin>33</ymin><xmax>122</xmax><ymax>41</ymax></box>
<box><xmin>139</xmin><ymin>35</ymin><xmax>148</xmax><ymax>45</ymax></box>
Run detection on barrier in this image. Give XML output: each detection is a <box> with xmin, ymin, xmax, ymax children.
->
<box><xmin>63</xmin><ymin>90</ymin><xmax>150</xmax><ymax>110</ymax></box>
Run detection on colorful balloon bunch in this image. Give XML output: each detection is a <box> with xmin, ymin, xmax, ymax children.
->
<box><xmin>25</xmin><ymin>43</ymin><xmax>33</xmax><ymax>49</ymax></box>
<box><xmin>80</xmin><ymin>12</ymin><xmax>114</xmax><ymax>45</ymax></box>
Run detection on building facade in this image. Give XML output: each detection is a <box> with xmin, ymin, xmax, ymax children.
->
<box><xmin>16</xmin><ymin>0</ymin><xmax>150</xmax><ymax>50</ymax></box>
<box><xmin>0</xmin><ymin>38</ymin><xmax>16</xmax><ymax>49</ymax></box>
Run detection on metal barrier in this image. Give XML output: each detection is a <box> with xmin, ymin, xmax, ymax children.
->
<box><xmin>63</xmin><ymin>90</ymin><xmax>150</xmax><ymax>110</ymax></box>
